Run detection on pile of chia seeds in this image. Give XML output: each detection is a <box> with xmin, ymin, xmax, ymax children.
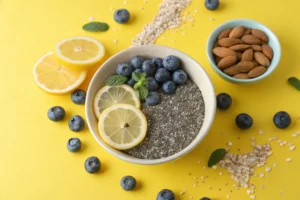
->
<box><xmin>123</xmin><ymin>79</ymin><xmax>205</xmax><ymax>159</ymax></box>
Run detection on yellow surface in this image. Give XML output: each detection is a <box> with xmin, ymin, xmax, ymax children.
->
<box><xmin>1</xmin><ymin>0</ymin><xmax>300</xmax><ymax>199</ymax></box>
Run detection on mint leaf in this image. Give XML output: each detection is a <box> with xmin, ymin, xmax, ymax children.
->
<box><xmin>208</xmin><ymin>149</ymin><xmax>227</xmax><ymax>167</ymax></box>
<box><xmin>105</xmin><ymin>75</ymin><xmax>128</xmax><ymax>86</ymax></box>
<box><xmin>137</xmin><ymin>86</ymin><xmax>149</xmax><ymax>100</ymax></box>
<box><xmin>288</xmin><ymin>77</ymin><xmax>300</xmax><ymax>91</ymax></box>
<box><xmin>83</xmin><ymin>22</ymin><xmax>109</xmax><ymax>32</ymax></box>
<box><xmin>134</xmin><ymin>81</ymin><xmax>143</xmax><ymax>90</ymax></box>
<box><xmin>140</xmin><ymin>73</ymin><xmax>147</xmax><ymax>80</ymax></box>
<box><xmin>132</xmin><ymin>72</ymin><xmax>141</xmax><ymax>82</ymax></box>
<box><xmin>135</xmin><ymin>89</ymin><xmax>141</xmax><ymax>99</ymax></box>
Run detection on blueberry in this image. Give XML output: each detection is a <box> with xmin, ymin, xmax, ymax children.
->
<box><xmin>84</xmin><ymin>156</ymin><xmax>101</xmax><ymax>174</ymax></box>
<box><xmin>156</xmin><ymin>189</ymin><xmax>175</xmax><ymax>200</ymax></box>
<box><xmin>216</xmin><ymin>93</ymin><xmax>232</xmax><ymax>110</ymax></box>
<box><xmin>146</xmin><ymin>91</ymin><xmax>160</xmax><ymax>106</ymax></box>
<box><xmin>146</xmin><ymin>77</ymin><xmax>159</xmax><ymax>91</ymax></box>
<box><xmin>155</xmin><ymin>68</ymin><xmax>171</xmax><ymax>83</ymax></box>
<box><xmin>163</xmin><ymin>55</ymin><xmax>180</xmax><ymax>72</ymax></box>
<box><xmin>152</xmin><ymin>57</ymin><xmax>163</xmax><ymax>69</ymax></box>
<box><xmin>116</xmin><ymin>62</ymin><xmax>134</xmax><ymax>77</ymax></box>
<box><xmin>127</xmin><ymin>78</ymin><xmax>136</xmax><ymax>88</ymax></box>
<box><xmin>142</xmin><ymin>60</ymin><xmax>157</xmax><ymax>77</ymax></box>
<box><xmin>47</xmin><ymin>106</ymin><xmax>65</xmax><ymax>122</ymax></box>
<box><xmin>68</xmin><ymin>115</ymin><xmax>85</xmax><ymax>132</ymax></box>
<box><xmin>205</xmin><ymin>0</ymin><xmax>220</xmax><ymax>10</ymax></box>
<box><xmin>131</xmin><ymin>56</ymin><xmax>145</xmax><ymax>69</ymax></box>
<box><xmin>162</xmin><ymin>81</ymin><xmax>176</xmax><ymax>95</ymax></box>
<box><xmin>67</xmin><ymin>138</ymin><xmax>81</xmax><ymax>152</ymax></box>
<box><xmin>114</xmin><ymin>9</ymin><xmax>130</xmax><ymax>24</ymax></box>
<box><xmin>273</xmin><ymin>111</ymin><xmax>291</xmax><ymax>129</ymax></box>
<box><xmin>235</xmin><ymin>113</ymin><xmax>253</xmax><ymax>130</ymax></box>
<box><xmin>134</xmin><ymin>68</ymin><xmax>144</xmax><ymax>74</ymax></box>
<box><xmin>71</xmin><ymin>89</ymin><xmax>86</xmax><ymax>105</ymax></box>
<box><xmin>120</xmin><ymin>176</ymin><xmax>136</xmax><ymax>191</ymax></box>
<box><xmin>172</xmin><ymin>70</ymin><xmax>188</xmax><ymax>85</ymax></box>
<box><xmin>200</xmin><ymin>198</ymin><xmax>211</xmax><ymax>200</ymax></box>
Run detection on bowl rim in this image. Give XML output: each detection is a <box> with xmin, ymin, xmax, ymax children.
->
<box><xmin>206</xmin><ymin>18</ymin><xmax>281</xmax><ymax>83</ymax></box>
<box><xmin>86</xmin><ymin>44</ymin><xmax>216</xmax><ymax>165</ymax></box>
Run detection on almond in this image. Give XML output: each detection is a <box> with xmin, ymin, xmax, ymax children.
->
<box><xmin>252</xmin><ymin>60</ymin><xmax>259</xmax><ymax>67</ymax></box>
<box><xmin>229</xmin><ymin>44</ymin><xmax>251</xmax><ymax>51</ymax></box>
<box><xmin>218</xmin><ymin>38</ymin><xmax>243</xmax><ymax>47</ymax></box>
<box><xmin>218</xmin><ymin>56</ymin><xmax>237</xmax><ymax>69</ymax></box>
<box><xmin>229</xmin><ymin>26</ymin><xmax>245</xmax><ymax>39</ymax></box>
<box><xmin>218</xmin><ymin>28</ymin><xmax>233</xmax><ymax>40</ymax></box>
<box><xmin>237</xmin><ymin>61</ymin><xmax>255</xmax><ymax>72</ymax></box>
<box><xmin>248</xmin><ymin>66</ymin><xmax>267</xmax><ymax>78</ymax></box>
<box><xmin>254</xmin><ymin>52</ymin><xmax>270</xmax><ymax>66</ymax></box>
<box><xmin>223</xmin><ymin>64</ymin><xmax>240</xmax><ymax>76</ymax></box>
<box><xmin>237</xmin><ymin>52</ymin><xmax>243</xmax><ymax>60</ymax></box>
<box><xmin>213</xmin><ymin>47</ymin><xmax>237</xmax><ymax>58</ymax></box>
<box><xmin>233</xmin><ymin>73</ymin><xmax>249</xmax><ymax>79</ymax></box>
<box><xmin>262</xmin><ymin>44</ymin><xmax>273</xmax><ymax>60</ymax></box>
<box><xmin>252</xmin><ymin>29</ymin><xmax>269</xmax><ymax>42</ymax></box>
<box><xmin>241</xmin><ymin>49</ymin><xmax>253</xmax><ymax>61</ymax></box>
<box><xmin>241</xmin><ymin>35</ymin><xmax>261</xmax><ymax>45</ymax></box>
<box><xmin>244</xmin><ymin>28</ymin><xmax>252</xmax><ymax>35</ymax></box>
<box><xmin>251</xmin><ymin>45</ymin><xmax>262</xmax><ymax>51</ymax></box>
<box><xmin>214</xmin><ymin>41</ymin><xmax>220</xmax><ymax>48</ymax></box>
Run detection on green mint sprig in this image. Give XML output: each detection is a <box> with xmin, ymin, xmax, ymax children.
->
<box><xmin>288</xmin><ymin>77</ymin><xmax>300</xmax><ymax>91</ymax></box>
<box><xmin>105</xmin><ymin>75</ymin><xmax>128</xmax><ymax>86</ymax></box>
<box><xmin>83</xmin><ymin>22</ymin><xmax>109</xmax><ymax>32</ymax></box>
<box><xmin>208</xmin><ymin>148</ymin><xmax>227</xmax><ymax>167</ymax></box>
<box><xmin>132</xmin><ymin>72</ymin><xmax>149</xmax><ymax>100</ymax></box>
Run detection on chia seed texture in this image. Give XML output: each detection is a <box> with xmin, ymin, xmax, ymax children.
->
<box><xmin>123</xmin><ymin>79</ymin><xmax>205</xmax><ymax>159</ymax></box>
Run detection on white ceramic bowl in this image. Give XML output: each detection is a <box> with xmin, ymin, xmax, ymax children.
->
<box><xmin>86</xmin><ymin>45</ymin><xmax>216</xmax><ymax>165</ymax></box>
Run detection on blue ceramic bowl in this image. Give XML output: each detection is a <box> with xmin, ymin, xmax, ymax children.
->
<box><xmin>206</xmin><ymin>19</ymin><xmax>281</xmax><ymax>84</ymax></box>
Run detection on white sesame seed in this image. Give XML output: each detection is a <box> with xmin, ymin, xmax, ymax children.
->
<box><xmin>265</xmin><ymin>167</ymin><xmax>271</xmax><ymax>172</ymax></box>
<box><xmin>288</xmin><ymin>143</ymin><xmax>293</xmax><ymax>146</ymax></box>
<box><xmin>124</xmin><ymin>0</ymin><xmax>128</xmax><ymax>4</ymax></box>
<box><xmin>113</xmin><ymin>27</ymin><xmax>117</xmax><ymax>31</ymax></box>
<box><xmin>251</xmin><ymin>136</ymin><xmax>256</xmax><ymax>141</ymax></box>
<box><xmin>213</xmin><ymin>165</ymin><xmax>217</xmax><ymax>169</ymax></box>
<box><xmin>208</xmin><ymin>17</ymin><xmax>214</xmax><ymax>21</ymax></box>
<box><xmin>273</xmin><ymin>163</ymin><xmax>277</xmax><ymax>167</ymax></box>
<box><xmin>219</xmin><ymin>172</ymin><xmax>223</xmax><ymax>176</ymax></box>
<box><xmin>290</xmin><ymin>146</ymin><xmax>296</xmax><ymax>151</ymax></box>
<box><xmin>193</xmin><ymin>184</ymin><xmax>197</xmax><ymax>187</ymax></box>
<box><xmin>267</xmin><ymin>151</ymin><xmax>273</xmax><ymax>156</ymax></box>
<box><xmin>113</xmin><ymin>39</ymin><xmax>118</xmax><ymax>43</ymax></box>
<box><xmin>182</xmin><ymin>32</ymin><xmax>186</xmax><ymax>36</ymax></box>
<box><xmin>203</xmin><ymin>166</ymin><xmax>206</xmax><ymax>169</ymax></box>
<box><xmin>277</xmin><ymin>140</ymin><xmax>282</xmax><ymax>143</ymax></box>
<box><xmin>286</xmin><ymin>158</ymin><xmax>292</xmax><ymax>162</ymax></box>
<box><xmin>247</xmin><ymin>189</ymin><xmax>254</xmax><ymax>194</ymax></box>
<box><xmin>244</xmin><ymin>184</ymin><xmax>249</xmax><ymax>189</ymax></box>
<box><xmin>253</xmin><ymin>174</ymin><xmax>258</xmax><ymax>177</ymax></box>
<box><xmin>180</xmin><ymin>192</ymin><xmax>184</xmax><ymax>195</ymax></box>
<box><xmin>260</xmin><ymin>173</ymin><xmax>265</xmax><ymax>178</ymax></box>
<box><xmin>193</xmin><ymin>177</ymin><xmax>197</xmax><ymax>180</ymax></box>
<box><xmin>201</xmin><ymin>176</ymin><xmax>205</xmax><ymax>179</ymax></box>
<box><xmin>190</xmin><ymin>196</ymin><xmax>193</xmax><ymax>199</ymax></box>
<box><xmin>183</xmin><ymin>188</ymin><xmax>187</xmax><ymax>192</ymax></box>
<box><xmin>292</xmin><ymin>133</ymin><xmax>297</xmax><ymax>137</ymax></box>
<box><xmin>260</xmin><ymin>185</ymin><xmax>264</xmax><ymax>189</ymax></box>
<box><xmin>110</xmin><ymin>7</ymin><xmax>114</xmax><ymax>11</ymax></box>
<box><xmin>283</xmin><ymin>141</ymin><xmax>288</xmax><ymax>145</ymax></box>
<box><xmin>268</xmin><ymin>138</ymin><xmax>273</xmax><ymax>141</ymax></box>
<box><xmin>171</xmin><ymin>39</ymin><xmax>175</xmax><ymax>43</ymax></box>
<box><xmin>250</xmin><ymin>195</ymin><xmax>256</xmax><ymax>199</ymax></box>
<box><xmin>198</xmin><ymin>160</ymin><xmax>201</xmax><ymax>163</ymax></box>
<box><xmin>259</xmin><ymin>130</ymin><xmax>264</xmax><ymax>135</ymax></box>
<box><xmin>226</xmin><ymin>194</ymin><xmax>230</xmax><ymax>199</ymax></box>
<box><xmin>140</xmin><ymin>6</ymin><xmax>143</xmax><ymax>10</ymax></box>
<box><xmin>194</xmin><ymin>9</ymin><xmax>198</xmax><ymax>13</ymax></box>
<box><xmin>280</xmin><ymin>143</ymin><xmax>284</xmax><ymax>147</ymax></box>
<box><xmin>273</xmin><ymin>136</ymin><xmax>278</xmax><ymax>140</ymax></box>
<box><xmin>297</xmin><ymin>131</ymin><xmax>300</xmax><ymax>135</ymax></box>
<box><xmin>280</xmin><ymin>190</ymin><xmax>283</xmax><ymax>194</ymax></box>
<box><xmin>144</xmin><ymin>0</ymin><xmax>148</xmax><ymax>3</ymax></box>
<box><xmin>88</xmin><ymin>16</ymin><xmax>94</xmax><ymax>21</ymax></box>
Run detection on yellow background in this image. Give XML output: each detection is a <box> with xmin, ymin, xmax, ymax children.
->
<box><xmin>1</xmin><ymin>0</ymin><xmax>300</xmax><ymax>199</ymax></box>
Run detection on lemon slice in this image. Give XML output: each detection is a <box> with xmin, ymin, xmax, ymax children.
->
<box><xmin>33</xmin><ymin>52</ymin><xmax>87</xmax><ymax>94</ymax></box>
<box><xmin>93</xmin><ymin>85</ymin><xmax>140</xmax><ymax>119</ymax></box>
<box><xmin>55</xmin><ymin>36</ymin><xmax>105</xmax><ymax>70</ymax></box>
<box><xmin>99</xmin><ymin>104</ymin><xmax>147</xmax><ymax>150</ymax></box>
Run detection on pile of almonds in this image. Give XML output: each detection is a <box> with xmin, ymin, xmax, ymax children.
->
<box><xmin>212</xmin><ymin>26</ymin><xmax>274</xmax><ymax>79</ymax></box>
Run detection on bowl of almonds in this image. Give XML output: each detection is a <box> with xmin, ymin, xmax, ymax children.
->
<box><xmin>206</xmin><ymin>19</ymin><xmax>281</xmax><ymax>83</ymax></box>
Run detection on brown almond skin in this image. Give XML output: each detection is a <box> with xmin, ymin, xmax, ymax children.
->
<box><xmin>252</xmin><ymin>29</ymin><xmax>269</xmax><ymax>42</ymax></box>
<box><xmin>254</xmin><ymin>52</ymin><xmax>270</xmax><ymax>66</ymax></box>
<box><xmin>251</xmin><ymin>45</ymin><xmax>262</xmax><ymax>51</ymax></box>
<box><xmin>229</xmin><ymin>26</ymin><xmax>245</xmax><ymax>39</ymax></box>
<box><xmin>237</xmin><ymin>61</ymin><xmax>255</xmax><ymax>72</ymax></box>
<box><xmin>218</xmin><ymin>38</ymin><xmax>243</xmax><ymax>47</ymax></box>
<box><xmin>213</xmin><ymin>41</ymin><xmax>220</xmax><ymax>48</ymax></box>
<box><xmin>213</xmin><ymin>47</ymin><xmax>237</xmax><ymax>58</ymax></box>
<box><xmin>241</xmin><ymin>49</ymin><xmax>254</xmax><ymax>61</ymax></box>
<box><xmin>233</xmin><ymin>73</ymin><xmax>249</xmax><ymax>79</ymax></box>
<box><xmin>248</xmin><ymin>66</ymin><xmax>267</xmax><ymax>78</ymax></box>
<box><xmin>241</xmin><ymin>35</ymin><xmax>261</xmax><ymax>45</ymax></box>
<box><xmin>223</xmin><ymin>64</ymin><xmax>240</xmax><ymax>76</ymax></box>
<box><xmin>218</xmin><ymin>56</ymin><xmax>237</xmax><ymax>69</ymax></box>
<box><xmin>252</xmin><ymin>60</ymin><xmax>259</xmax><ymax>67</ymax></box>
<box><xmin>229</xmin><ymin>44</ymin><xmax>251</xmax><ymax>51</ymax></box>
<box><xmin>243</xmin><ymin>28</ymin><xmax>252</xmax><ymax>35</ymax></box>
<box><xmin>218</xmin><ymin>28</ymin><xmax>233</xmax><ymax>40</ymax></box>
<box><xmin>262</xmin><ymin>44</ymin><xmax>274</xmax><ymax>60</ymax></box>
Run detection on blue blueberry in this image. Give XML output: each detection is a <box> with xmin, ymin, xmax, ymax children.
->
<box><xmin>134</xmin><ymin>68</ymin><xmax>144</xmax><ymax>74</ymax></box>
<box><xmin>235</xmin><ymin>113</ymin><xmax>253</xmax><ymax>130</ymax></box>
<box><xmin>162</xmin><ymin>81</ymin><xmax>176</xmax><ymax>95</ymax></box>
<box><xmin>172</xmin><ymin>70</ymin><xmax>188</xmax><ymax>85</ymax></box>
<box><xmin>68</xmin><ymin>115</ymin><xmax>85</xmax><ymax>132</ymax></box>
<box><xmin>146</xmin><ymin>91</ymin><xmax>160</xmax><ymax>106</ymax></box>
<box><xmin>200</xmin><ymin>198</ymin><xmax>211</xmax><ymax>200</ymax></box>
<box><xmin>120</xmin><ymin>176</ymin><xmax>136</xmax><ymax>191</ymax></box>
<box><xmin>47</xmin><ymin>106</ymin><xmax>65</xmax><ymax>122</ymax></box>
<box><xmin>142</xmin><ymin>60</ymin><xmax>157</xmax><ymax>77</ymax></box>
<box><xmin>127</xmin><ymin>78</ymin><xmax>136</xmax><ymax>88</ymax></box>
<box><xmin>273</xmin><ymin>111</ymin><xmax>291</xmax><ymax>129</ymax></box>
<box><xmin>117</xmin><ymin>62</ymin><xmax>134</xmax><ymax>77</ymax></box>
<box><xmin>152</xmin><ymin>57</ymin><xmax>163</xmax><ymax>69</ymax></box>
<box><xmin>155</xmin><ymin>68</ymin><xmax>171</xmax><ymax>83</ymax></box>
<box><xmin>67</xmin><ymin>138</ymin><xmax>81</xmax><ymax>152</ymax></box>
<box><xmin>71</xmin><ymin>89</ymin><xmax>86</xmax><ymax>105</ymax></box>
<box><xmin>146</xmin><ymin>77</ymin><xmax>159</xmax><ymax>91</ymax></box>
<box><xmin>131</xmin><ymin>56</ymin><xmax>145</xmax><ymax>69</ymax></box>
<box><xmin>156</xmin><ymin>189</ymin><xmax>175</xmax><ymax>200</ymax></box>
<box><xmin>216</xmin><ymin>93</ymin><xmax>232</xmax><ymax>110</ymax></box>
<box><xmin>163</xmin><ymin>55</ymin><xmax>180</xmax><ymax>72</ymax></box>
<box><xmin>205</xmin><ymin>0</ymin><xmax>220</xmax><ymax>10</ymax></box>
<box><xmin>114</xmin><ymin>9</ymin><xmax>130</xmax><ymax>24</ymax></box>
<box><xmin>84</xmin><ymin>156</ymin><xmax>101</xmax><ymax>174</ymax></box>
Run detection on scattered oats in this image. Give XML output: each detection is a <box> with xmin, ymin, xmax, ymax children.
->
<box><xmin>201</xmin><ymin>176</ymin><xmax>205</xmax><ymax>180</ymax></box>
<box><xmin>247</xmin><ymin>190</ymin><xmax>254</xmax><ymax>194</ymax></box>
<box><xmin>226</xmin><ymin>194</ymin><xmax>230</xmax><ymax>199</ymax></box>
<box><xmin>124</xmin><ymin>0</ymin><xmax>128</xmax><ymax>4</ymax></box>
<box><xmin>265</xmin><ymin>167</ymin><xmax>271</xmax><ymax>172</ymax></box>
<box><xmin>259</xmin><ymin>130</ymin><xmax>264</xmax><ymax>135</ymax></box>
<box><xmin>219</xmin><ymin>172</ymin><xmax>223</xmax><ymax>176</ymax></box>
<box><xmin>244</xmin><ymin>184</ymin><xmax>249</xmax><ymax>189</ymax></box>
<box><xmin>180</xmin><ymin>191</ymin><xmax>185</xmax><ymax>195</ymax></box>
<box><xmin>292</xmin><ymin>133</ymin><xmax>297</xmax><ymax>137</ymax></box>
<box><xmin>203</xmin><ymin>166</ymin><xmax>206</xmax><ymax>169</ymax></box>
<box><xmin>273</xmin><ymin>163</ymin><xmax>277</xmax><ymax>167</ymax></box>
<box><xmin>183</xmin><ymin>188</ymin><xmax>187</xmax><ymax>192</ymax></box>
<box><xmin>268</xmin><ymin>138</ymin><xmax>273</xmax><ymax>141</ymax></box>
<box><xmin>189</xmin><ymin>196</ymin><xmax>193</xmax><ymax>199</ymax></box>
<box><xmin>193</xmin><ymin>184</ymin><xmax>197</xmax><ymax>187</ymax></box>
<box><xmin>277</xmin><ymin>140</ymin><xmax>282</xmax><ymax>143</ymax></box>
<box><xmin>212</xmin><ymin>165</ymin><xmax>217</xmax><ymax>169</ymax></box>
<box><xmin>280</xmin><ymin>143</ymin><xmax>284</xmax><ymax>147</ymax></box>
<box><xmin>235</xmin><ymin>187</ymin><xmax>240</xmax><ymax>190</ymax></box>
<box><xmin>260</xmin><ymin>185</ymin><xmax>264</xmax><ymax>189</ymax></box>
<box><xmin>193</xmin><ymin>177</ymin><xmax>197</xmax><ymax>180</ymax></box>
<box><xmin>288</xmin><ymin>143</ymin><xmax>293</xmax><ymax>146</ymax></box>
<box><xmin>286</xmin><ymin>158</ymin><xmax>292</xmax><ymax>162</ymax></box>
<box><xmin>251</xmin><ymin>136</ymin><xmax>256</xmax><ymax>141</ymax></box>
<box><xmin>280</xmin><ymin>190</ymin><xmax>283</xmax><ymax>194</ymax></box>
<box><xmin>283</xmin><ymin>141</ymin><xmax>288</xmax><ymax>145</ymax></box>
<box><xmin>250</xmin><ymin>195</ymin><xmax>256</xmax><ymax>199</ymax></box>
<box><xmin>253</xmin><ymin>174</ymin><xmax>258</xmax><ymax>177</ymax></box>
<box><xmin>260</xmin><ymin>173</ymin><xmax>265</xmax><ymax>178</ymax></box>
<box><xmin>273</xmin><ymin>136</ymin><xmax>278</xmax><ymax>140</ymax></box>
<box><xmin>113</xmin><ymin>39</ymin><xmax>118</xmax><ymax>43</ymax></box>
<box><xmin>252</xmin><ymin>142</ymin><xmax>256</xmax><ymax>146</ymax></box>
<box><xmin>227</xmin><ymin>142</ymin><xmax>232</xmax><ymax>146</ymax></box>
<box><xmin>290</xmin><ymin>146</ymin><xmax>296</xmax><ymax>151</ymax></box>
<box><xmin>297</xmin><ymin>131</ymin><xmax>300</xmax><ymax>135</ymax></box>
<box><xmin>267</xmin><ymin>151</ymin><xmax>273</xmax><ymax>156</ymax></box>
<box><xmin>88</xmin><ymin>16</ymin><xmax>94</xmax><ymax>21</ymax></box>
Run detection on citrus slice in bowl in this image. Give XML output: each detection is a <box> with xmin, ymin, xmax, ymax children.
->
<box><xmin>33</xmin><ymin>52</ymin><xmax>87</xmax><ymax>94</ymax></box>
<box><xmin>98</xmin><ymin>104</ymin><xmax>147</xmax><ymax>150</ymax></box>
<box><xmin>55</xmin><ymin>36</ymin><xmax>105</xmax><ymax>71</ymax></box>
<box><xmin>93</xmin><ymin>85</ymin><xmax>140</xmax><ymax>119</ymax></box>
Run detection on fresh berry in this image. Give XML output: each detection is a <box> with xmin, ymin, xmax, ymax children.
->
<box><xmin>84</xmin><ymin>156</ymin><xmax>101</xmax><ymax>174</ymax></box>
<box><xmin>47</xmin><ymin>106</ymin><xmax>65</xmax><ymax>122</ymax></box>
<box><xmin>163</xmin><ymin>55</ymin><xmax>180</xmax><ymax>72</ymax></box>
<box><xmin>205</xmin><ymin>0</ymin><xmax>220</xmax><ymax>10</ymax></box>
<box><xmin>152</xmin><ymin>57</ymin><xmax>163</xmax><ymax>69</ymax></box>
<box><xmin>142</xmin><ymin>60</ymin><xmax>157</xmax><ymax>77</ymax></box>
<box><xmin>67</xmin><ymin>138</ymin><xmax>81</xmax><ymax>152</ymax></box>
<box><xmin>146</xmin><ymin>77</ymin><xmax>159</xmax><ymax>91</ymax></box>
<box><xmin>71</xmin><ymin>89</ymin><xmax>86</xmax><ymax>105</ymax></box>
<box><xmin>68</xmin><ymin>115</ymin><xmax>85</xmax><ymax>132</ymax></box>
<box><xmin>156</xmin><ymin>189</ymin><xmax>175</xmax><ymax>200</ymax></box>
<box><xmin>127</xmin><ymin>78</ymin><xmax>136</xmax><ymax>87</ymax></box>
<box><xmin>172</xmin><ymin>70</ymin><xmax>188</xmax><ymax>85</ymax></box>
<box><xmin>120</xmin><ymin>176</ymin><xmax>137</xmax><ymax>191</ymax></box>
<box><xmin>134</xmin><ymin>68</ymin><xmax>144</xmax><ymax>74</ymax></box>
<box><xmin>131</xmin><ymin>56</ymin><xmax>145</xmax><ymax>69</ymax></box>
<box><xmin>216</xmin><ymin>93</ymin><xmax>232</xmax><ymax>110</ymax></box>
<box><xmin>116</xmin><ymin>62</ymin><xmax>134</xmax><ymax>77</ymax></box>
<box><xmin>114</xmin><ymin>9</ymin><xmax>130</xmax><ymax>24</ymax></box>
<box><xmin>235</xmin><ymin>113</ymin><xmax>253</xmax><ymax>130</ymax></box>
<box><xmin>146</xmin><ymin>91</ymin><xmax>160</xmax><ymax>106</ymax></box>
<box><xmin>162</xmin><ymin>81</ymin><xmax>176</xmax><ymax>95</ymax></box>
<box><xmin>200</xmin><ymin>198</ymin><xmax>211</xmax><ymax>200</ymax></box>
<box><xmin>273</xmin><ymin>111</ymin><xmax>291</xmax><ymax>129</ymax></box>
<box><xmin>155</xmin><ymin>68</ymin><xmax>171</xmax><ymax>83</ymax></box>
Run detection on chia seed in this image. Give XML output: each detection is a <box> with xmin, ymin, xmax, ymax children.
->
<box><xmin>123</xmin><ymin>80</ymin><xmax>205</xmax><ymax>159</ymax></box>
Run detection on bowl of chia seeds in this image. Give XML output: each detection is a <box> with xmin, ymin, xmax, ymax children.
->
<box><xmin>86</xmin><ymin>44</ymin><xmax>216</xmax><ymax>165</ymax></box>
